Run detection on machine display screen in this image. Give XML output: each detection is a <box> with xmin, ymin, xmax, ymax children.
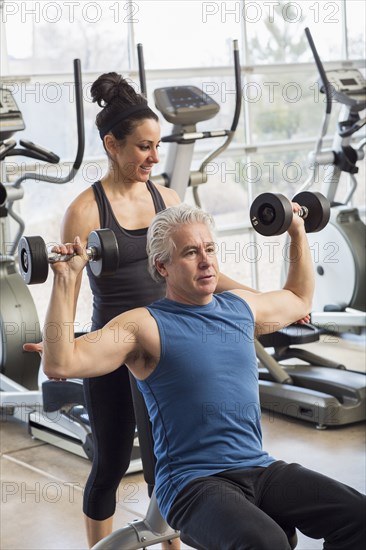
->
<box><xmin>170</xmin><ymin>88</ymin><xmax>197</xmax><ymax>100</ymax></box>
<box><xmin>340</xmin><ymin>78</ymin><xmax>358</xmax><ymax>86</ymax></box>
<box><xmin>167</xmin><ymin>87</ymin><xmax>205</xmax><ymax>106</ymax></box>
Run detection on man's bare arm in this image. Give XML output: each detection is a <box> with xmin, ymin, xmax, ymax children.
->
<box><xmin>40</xmin><ymin>238</ymin><xmax>141</xmax><ymax>380</ymax></box>
<box><xmin>232</xmin><ymin>204</ymin><xmax>314</xmax><ymax>334</ymax></box>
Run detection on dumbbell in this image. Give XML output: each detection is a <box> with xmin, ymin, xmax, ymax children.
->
<box><xmin>18</xmin><ymin>229</ymin><xmax>119</xmax><ymax>284</ymax></box>
<box><xmin>250</xmin><ymin>191</ymin><xmax>330</xmax><ymax>236</ymax></box>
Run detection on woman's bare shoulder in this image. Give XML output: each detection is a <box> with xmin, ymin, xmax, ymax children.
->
<box><xmin>61</xmin><ymin>187</ymin><xmax>100</xmax><ymax>240</ymax></box>
<box><xmin>154</xmin><ymin>184</ymin><xmax>181</xmax><ymax>207</ymax></box>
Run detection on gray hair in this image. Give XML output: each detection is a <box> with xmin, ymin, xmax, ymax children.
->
<box><xmin>146</xmin><ymin>203</ymin><xmax>216</xmax><ymax>283</ymax></box>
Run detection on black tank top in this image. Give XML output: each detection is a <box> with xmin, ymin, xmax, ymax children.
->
<box><xmin>86</xmin><ymin>180</ymin><xmax>167</xmax><ymax>330</ymax></box>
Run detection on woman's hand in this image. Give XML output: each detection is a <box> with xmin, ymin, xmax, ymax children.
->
<box><xmin>295</xmin><ymin>314</ymin><xmax>311</xmax><ymax>324</ymax></box>
<box><xmin>23</xmin><ymin>342</ymin><xmax>43</xmax><ymax>354</ymax></box>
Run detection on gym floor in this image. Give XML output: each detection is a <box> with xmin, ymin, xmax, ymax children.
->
<box><xmin>1</xmin><ymin>334</ymin><xmax>365</xmax><ymax>550</ymax></box>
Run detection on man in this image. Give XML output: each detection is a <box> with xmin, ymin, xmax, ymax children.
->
<box><xmin>28</xmin><ymin>203</ymin><xmax>365</xmax><ymax>550</ymax></box>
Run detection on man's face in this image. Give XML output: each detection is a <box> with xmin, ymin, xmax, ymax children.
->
<box><xmin>158</xmin><ymin>222</ymin><xmax>219</xmax><ymax>305</ymax></box>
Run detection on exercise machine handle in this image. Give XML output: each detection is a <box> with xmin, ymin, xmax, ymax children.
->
<box><xmin>305</xmin><ymin>27</ymin><xmax>332</xmax><ymax>116</ymax></box>
<box><xmin>297</xmin><ymin>28</ymin><xmax>334</xmax><ymax>193</ymax></box>
<box><xmin>13</xmin><ymin>58</ymin><xmax>85</xmax><ymax>188</ymax></box>
<box><xmin>162</xmin><ymin>129</ymin><xmax>230</xmax><ymax>144</ymax></box>
<box><xmin>1</xmin><ymin>134</ymin><xmax>61</xmax><ymax>164</ymax></box>
<box><xmin>230</xmin><ymin>39</ymin><xmax>242</xmax><ymax>132</ymax></box>
<box><xmin>198</xmin><ymin>39</ymin><xmax>242</xmax><ymax>173</ymax></box>
<box><xmin>0</xmin><ymin>139</ymin><xmax>17</xmax><ymax>161</ymax></box>
<box><xmin>338</xmin><ymin>116</ymin><xmax>366</xmax><ymax>138</ymax></box>
<box><xmin>137</xmin><ymin>43</ymin><xmax>148</xmax><ymax>98</ymax></box>
<box><xmin>304</xmin><ymin>27</ymin><xmax>332</xmax><ymax>159</ymax></box>
<box><xmin>73</xmin><ymin>58</ymin><xmax>85</xmax><ymax>171</ymax></box>
<box><xmin>3</xmin><ymin>141</ymin><xmax>60</xmax><ymax>163</ymax></box>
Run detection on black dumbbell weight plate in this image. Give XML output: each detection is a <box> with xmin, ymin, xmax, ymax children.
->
<box><xmin>250</xmin><ymin>193</ymin><xmax>293</xmax><ymax>236</ymax></box>
<box><xmin>18</xmin><ymin>236</ymin><xmax>49</xmax><ymax>284</ymax></box>
<box><xmin>87</xmin><ymin>229</ymin><xmax>119</xmax><ymax>277</ymax></box>
<box><xmin>292</xmin><ymin>192</ymin><xmax>330</xmax><ymax>233</ymax></box>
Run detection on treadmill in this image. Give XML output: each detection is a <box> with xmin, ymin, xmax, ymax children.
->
<box><xmin>257</xmin><ymin>327</ymin><xmax>366</xmax><ymax>429</ymax></box>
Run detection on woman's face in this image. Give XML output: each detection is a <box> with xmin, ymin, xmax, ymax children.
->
<box><xmin>108</xmin><ymin>118</ymin><xmax>161</xmax><ymax>183</ymax></box>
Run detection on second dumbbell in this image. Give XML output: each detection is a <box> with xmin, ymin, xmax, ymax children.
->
<box><xmin>250</xmin><ymin>191</ymin><xmax>330</xmax><ymax>236</ymax></box>
<box><xmin>18</xmin><ymin>228</ymin><xmax>119</xmax><ymax>285</ymax></box>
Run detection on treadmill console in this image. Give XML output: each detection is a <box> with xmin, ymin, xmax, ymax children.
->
<box><xmin>0</xmin><ymin>88</ymin><xmax>25</xmax><ymax>140</ymax></box>
<box><xmin>321</xmin><ymin>68</ymin><xmax>366</xmax><ymax>109</ymax></box>
<box><xmin>154</xmin><ymin>85</ymin><xmax>220</xmax><ymax>126</ymax></box>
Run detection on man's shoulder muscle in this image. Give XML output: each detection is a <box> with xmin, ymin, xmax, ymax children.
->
<box><xmin>119</xmin><ymin>308</ymin><xmax>161</xmax><ymax>380</ymax></box>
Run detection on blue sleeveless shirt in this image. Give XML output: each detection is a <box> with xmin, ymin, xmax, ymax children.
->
<box><xmin>138</xmin><ymin>292</ymin><xmax>275</xmax><ymax>519</ymax></box>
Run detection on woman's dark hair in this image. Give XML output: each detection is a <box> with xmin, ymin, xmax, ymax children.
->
<box><xmin>91</xmin><ymin>72</ymin><xmax>158</xmax><ymax>143</ymax></box>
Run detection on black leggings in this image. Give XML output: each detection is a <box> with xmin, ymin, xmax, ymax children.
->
<box><xmin>83</xmin><ymin>365</ymin><xmax>136</xmax><ymax>520</ymax></box>
<box><xmin>167</xmin><ymin>461</ymin><xmax>366</xmax><ymax>550</ymax></box>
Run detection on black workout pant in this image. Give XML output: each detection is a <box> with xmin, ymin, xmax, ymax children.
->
<box><xmin>167</xmin><ymin>461</ymin><xmax>366</xmax><ymax>550</ymax></box>
<box><xmin>83</xmin><ymin>365</ymin><xmax>136</xmax><ymax>520</ymax></box>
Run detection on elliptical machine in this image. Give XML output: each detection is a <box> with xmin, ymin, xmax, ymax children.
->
<box><xmin>0</xmin><ymin>62</ymin><xmax>146</xmax><ymax>473</ymax></box>
<box><xmin>0</xmin><ymin>60</ymin><xmax>84</xmax><ymax>422</ymax></box>
<box><xmin>302</xmin><ymin>28</ymin><xmax>366</xmax><ymax>333</ymax></box>
<box><xmin>0</xmin><ymin>60</ymin><xmax>135</xmax><ymax>468</ymax></box>
<box><xmin>0</xmin><ymin>92</ymin><xmax>42</xmax><ymax>417</ymax></box>
<box><xmin>256</xmin><ymin>28</ymin><xmax>366</xmax><ymax>429</ymax></box>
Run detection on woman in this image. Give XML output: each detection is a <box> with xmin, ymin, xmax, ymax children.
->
<box><xmin>60</xmin><ymin>71</ymin><xmax>271</xmax><ymax>547</ymax></box>
<box><xmin>61</xmin><ymin>72</ymin><xmax>180</xmax><ymax>547</ymax></box>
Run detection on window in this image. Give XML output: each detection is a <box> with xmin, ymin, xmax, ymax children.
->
<box><xmin>2</xmin><ymin>0</ymin><xmax>365</xmax><ymax>324</ymax></box>
<box><xmin>245</xmin><ymin>0</ymin><xmax>343</xmax><ymax>64</ymax></box>
<box><xmin>346</xmin><ymin>0</ymin><xmax>366</xmax><ymax>58</ymax></box>
<box><xmin>3</xmin><ymin>0</ymin><xmax>130</xmax><ymax>74</ymax></box>
<box><xmin>133</xmin><ymin>1</ymin><xmax>242</xmax><ymax>69</ymax></box>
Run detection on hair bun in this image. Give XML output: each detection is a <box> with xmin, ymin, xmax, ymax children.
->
<box><xmin>91</xmin><ymin>72</ymin><xmax>140</xmax><ymax>108</ymax></box>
